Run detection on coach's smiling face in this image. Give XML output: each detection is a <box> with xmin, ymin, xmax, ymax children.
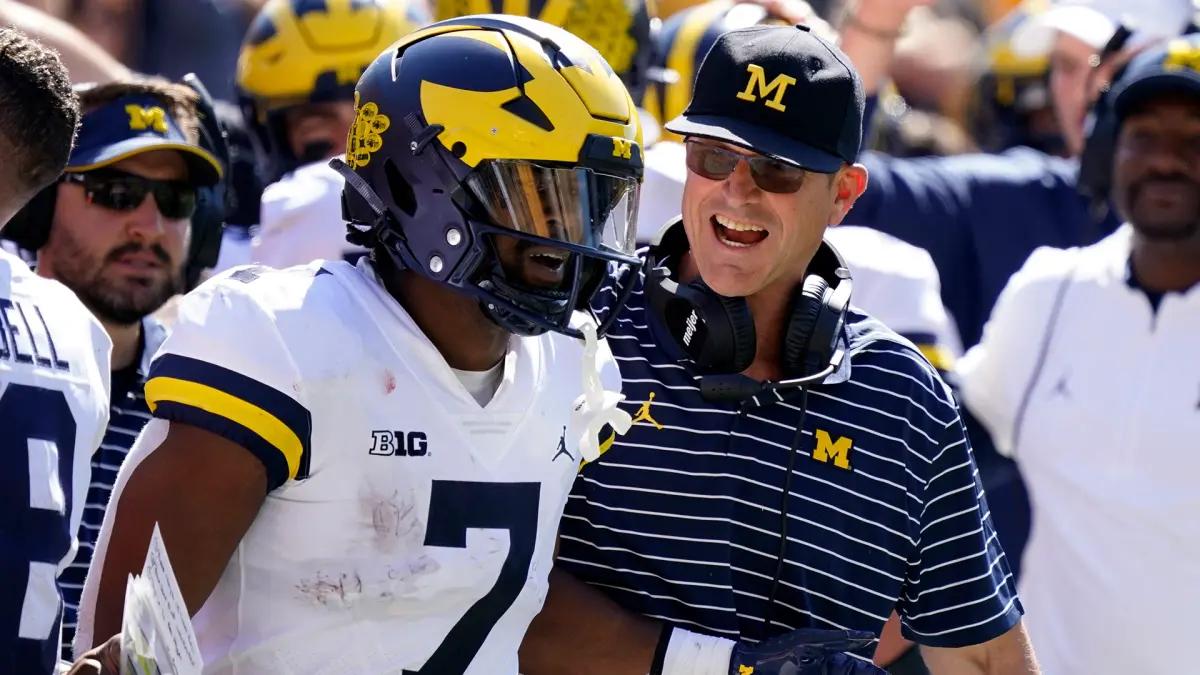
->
<box><xmin>679</xmin><ymin>138</ymin><xmax>867</xmax><ymax>300</ymax></box>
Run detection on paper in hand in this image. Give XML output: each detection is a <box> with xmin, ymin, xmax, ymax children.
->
<box><xmin>120</xmin><ymin>524</ymin><xmax>203</xmax><ymax>675</ymax></box>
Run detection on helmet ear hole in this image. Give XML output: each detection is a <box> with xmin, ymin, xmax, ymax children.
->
<box><xmin>384</xmin><ymin>159</ymin><xmax>418</xmax><ymax>217</ymax></box>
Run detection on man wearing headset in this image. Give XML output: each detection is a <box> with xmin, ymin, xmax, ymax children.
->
<box><xmin>521</xmin><ymin>24</ymin><xmax>1039</xmax><ymax>675</ymax></box>
<box><xmin>0</xmin><ymin>75</ymin><xmax>224</xmax><ymax>661</ymax></box>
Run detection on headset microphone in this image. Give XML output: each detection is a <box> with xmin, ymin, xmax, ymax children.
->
<box><xmin>699</xmin><ymin>349</ymin><xmax>844</xmax><ymax>402</ymax></box>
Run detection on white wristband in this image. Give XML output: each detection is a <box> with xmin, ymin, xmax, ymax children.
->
<box><xmin>660</xmin><ymin>626</ymin><xmax>736</xmax><ymax>675</ymax></box>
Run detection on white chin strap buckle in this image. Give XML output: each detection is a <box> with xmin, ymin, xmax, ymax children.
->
<box><xmin>572</xmin><ymin>321</ymin><xmax>631</xmax><ymax>464</ymax></box>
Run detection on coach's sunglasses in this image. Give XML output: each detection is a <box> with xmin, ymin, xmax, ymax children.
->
<box><xmin>684</xmin><ymin>139</ymin><xmax>808</xmax><ymax>193</ymax></box>
<box><xmin>61</xmin><ymin>169</ymin><xmax>198</xmax><ymax>220</ymax></box>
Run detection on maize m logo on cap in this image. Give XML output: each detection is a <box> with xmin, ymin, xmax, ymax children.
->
<box><xmin>735</xmin><ymin>63</ymin><xmax>797</xmax><ymax>112</ymax></box>
<box><xmin>125</xmin><ymin>105</ymin><xmax>168</xmax><ymax>134</ymax></box>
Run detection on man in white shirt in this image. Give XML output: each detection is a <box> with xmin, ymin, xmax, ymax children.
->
<box><xmin>958</xmin><ymin>35</ymin><xmax>1200</xmax><ymax>675</ymax></box>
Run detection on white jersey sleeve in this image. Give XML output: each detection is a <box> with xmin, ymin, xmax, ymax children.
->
<box><xmin>252</xmin><ymin>160</ymin><xmax>366</xmax><ymax>268</ymax></box>
<box><xmin>637</xmin><ymin>140</ymin><xmax>688</xmax><ymax>242</ymax></box>
<box><xmin>826</xmin><ymin>226</ymin><xmax>962</xmax><ymax>369</ymax></box>
<box><xmin>956</xmin><ymin>245</ymin><xmax>1079</xmax><ymax>456</ymax></box>
<box><xmin>142</xmin><ymin>266</ymin><xmax>313</xmax><ymax>490</ymax></box>
<box><xmin>0</xmin><ymin>250</ymin><xmax>110</xmax><ymax>673</ymax></box>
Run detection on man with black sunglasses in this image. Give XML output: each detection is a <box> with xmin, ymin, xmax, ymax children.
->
<box><xmin>521</xmin><ymin>24</ymin><xmax>1039</xmax><ymax>675</ymax></box>
<box><xmin>1</xmin><ymin>75</ymin><xmax>223</xmax><ymax>661</ymax></box>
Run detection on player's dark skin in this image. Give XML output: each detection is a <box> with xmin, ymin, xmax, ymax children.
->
<box><xmin>1111</xmin><ymin>92</ymin><xmax>1200</xmax><ymax>294</ymax></box>
<box><xmin>79</xmin><ymin>235</ymin><xmax>573</xmax><ymax>671</ymax></box>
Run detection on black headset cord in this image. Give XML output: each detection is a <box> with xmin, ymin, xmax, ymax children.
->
<box><xmin>761</xmin><ymin>385</ymin><xmax>812</xmax><ymax>638</ymax></box>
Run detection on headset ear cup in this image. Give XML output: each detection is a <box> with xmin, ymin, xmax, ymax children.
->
<box><xmin>783</xmin><ymin>275</ymin><xmax>829</xmax><ymax>377</ymax></box>
<box><xmin>2</xmin><ymin>186</ymin><xmax>57</xmax><ymax>252</ymax></box>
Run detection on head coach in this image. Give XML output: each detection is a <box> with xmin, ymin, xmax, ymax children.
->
<box><xmin>520</xmin><ymin>24</ymin><xmax>1040</xmax><ymax>675</ymax></box>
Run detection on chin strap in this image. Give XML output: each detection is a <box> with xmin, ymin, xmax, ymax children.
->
<box><xmin>572</xmin><ymin>320</ymin><xmax>632</xmax><ymax>464</ymax></box>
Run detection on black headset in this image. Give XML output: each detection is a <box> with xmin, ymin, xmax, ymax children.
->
<box><xmin>2</xmin><ymin>73</ymin><xmax>230</xmax><ymax>291</ymax></box>
<box><xmin>644</xmin><ymin>219</ymin><xmax>852</xmax><ymax>402</ymax></box>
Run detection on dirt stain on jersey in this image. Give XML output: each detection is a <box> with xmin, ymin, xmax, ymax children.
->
<box><xmin>361</xmin><ymin>488</ymin><xmax>419</xmax><ymax>553</ymax></box>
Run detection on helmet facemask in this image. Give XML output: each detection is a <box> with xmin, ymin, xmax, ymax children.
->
<box><xmin>460</xmin><ymin>160</ymin><xmax>639</xmax><ymax>336</ymax></box>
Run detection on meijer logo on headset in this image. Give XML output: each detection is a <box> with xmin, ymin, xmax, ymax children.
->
<box><xmin>682</xmin><ymin>310</ymin><xmax>699</xmax><ymax>347</ymax></box>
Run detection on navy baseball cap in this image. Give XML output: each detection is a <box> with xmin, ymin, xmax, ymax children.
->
<box><xmin>66</xmin><ymin>94</ymin><xmax>223</xmax><ymax>185</ymax></box>
<box><xmin>1112</xmin><ymin>35</ymin><xmax>1200</xmax><ymax>120</ymax></box>
<box><xmin>665</xmin><ymin>24</ymin><xmax>864</xmax><ymax>173</ymax></box>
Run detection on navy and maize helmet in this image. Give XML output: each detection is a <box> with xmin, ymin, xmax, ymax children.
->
<box><xmin>967</xmin><ymin>5</ymin><xmax>1064</xmax><ymax>155</ymax></box>
<box><xmin>236</xmin><ymin>0</ymin><xmax>428</xmax><ymax>178</ymax></box>
<box><xmin>433</xmin><ymin>0</ymin><xmax>657</xmax><ymax>104</ymax></box>
<box><xmin>335</xmin><ymin>15</ymin><xmax>645</xmax><ymax>338</ymax></box>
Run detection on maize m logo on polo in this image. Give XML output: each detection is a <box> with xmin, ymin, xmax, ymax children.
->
<box><xmin>735</xmin><ymin>64</ymin><xmax>797</xmax><ymax>112</ymax></box>
<box><xmin>812</xmin><ymin>429</ymin><xmax>851</xmax><ymax>470</ymax></box>
<box><xmin>125</xmin><ymin>105</ymin><xmax>168</xmax><ymax>133</ymax></box>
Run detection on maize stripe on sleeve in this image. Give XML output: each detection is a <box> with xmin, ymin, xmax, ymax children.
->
<box><xmin>145</xmin><ymin>353</ymin><xmax>311</xmax><ymax>488</ymax></box>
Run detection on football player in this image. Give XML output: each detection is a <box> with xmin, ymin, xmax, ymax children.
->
<box><xmin>240</xmin><ymin>0</ymin><xmax>428</xmax><ymax>267</ymax></box>
<box><xmin>72</xmin><ymin>15</ymin><xmax>643</xmax><ymax>674</ymax></box>
<box><xmin>0</xmin><ymin>28</ymin><xmax>112</xmax><ymax>675</ymax></box>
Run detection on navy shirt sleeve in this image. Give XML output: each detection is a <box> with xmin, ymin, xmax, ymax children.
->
<box><xmin>896</xmin><ymin>399</ymin><xmax>1023</xmax><ymax>647</ymax></box>
<box><xmin>846</xmin><ymin>148</ymin><xmax>1116</xmax><ymax>346</ymax></box>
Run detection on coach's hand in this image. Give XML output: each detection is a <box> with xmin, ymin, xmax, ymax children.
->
<box><xmin>729</xmin><ymin>628</ymin><xmax>884</xmax><ymax>674</ymax></box>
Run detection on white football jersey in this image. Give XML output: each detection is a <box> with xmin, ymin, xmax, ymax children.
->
<box><xmin>252</xmin><ymin>159</ymin><xmax>367</xmax><ymax>268</ymax></box>
<box><xmin>0</xmin><ymin>248</ymin><xmax>110</xmax><ymax>673</ymax></box>
<box><xmin>825</xmin><ymin>225</ymin><xmax>962</xmax><ymax>367</ymax></box>
<box><xmin>78</xmin><ymin>258</ymin><xmax>617</xmax><ymax>674</ymax></box>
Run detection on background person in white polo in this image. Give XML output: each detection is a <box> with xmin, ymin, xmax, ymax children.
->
<box><xmin>957</xmin><ymin>34</ymin><xmax>1200</xmax><ymax>675</ymax></box>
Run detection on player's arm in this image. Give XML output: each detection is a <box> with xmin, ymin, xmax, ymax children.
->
<box><xmin>920</xmin><ymin>622</ymin><xmax>1040</xmax><ymax>675</ymax></box>
<box><xmin>520</xmin><ymin>567</ymin><xmax>660</xmax><ymax>675</ymax></box>
<box><xmin>521</xmin><ymin>569</ymin><xmax>881</xmax><ymax>675</ymax></box>
<box><xmin>86</xmin><ymin>421</ymin><xmax>267</xmax><ymax>642</ymax></box>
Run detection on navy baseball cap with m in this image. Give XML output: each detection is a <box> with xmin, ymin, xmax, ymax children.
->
<box><xmin>665</xmin><ymin>23</ymin><xmax>865</xmax><ymax>173</ymax></box>
<box><xmin>67</xmin><ymin>93</ymin><xmax>223</xmax><ymax>185</ymax></box>
<box><xmin>1111</xmin><ymin>35</ymin><xmax>1200</xmax><ymax>120</ymax></box>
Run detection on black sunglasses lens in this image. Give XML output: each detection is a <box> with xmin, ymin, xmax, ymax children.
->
<box><xmin>750</xmin><ymin>159</ymin><xmax>806</xmax><ymax>193</ymax></box>
<box><xmin>686</xmin><ymin>143</ymin><xmax>738</xmax><ymax>180</ymax></box>
<box><xmin>152</xmin><ymin>183</ymin><xmax>197</xmax><ymax>219</ymax></box>
<box><xmin>83</xmin><ymin>174</ymin><xmax>196</xmax><ymax>219</ymax></box>
<box><xmin>88</xmin><ymin>177</ymin><xmax>148</xmax><ymax>211</ymax></box>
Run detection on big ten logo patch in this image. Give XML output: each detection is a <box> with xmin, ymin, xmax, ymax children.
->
<box><xmin>345</xmin><ymin>91</ymin><xmax>390</xmax><ymax>169</ymax></box>
<box><xmin>125</xmin><ymin>105</ymin><xmax>168</xmax><ymax>134</ymax></box>
<box><xmin>812</xmin><ymin>429</ymin><xmax>851</xmax><ymax>470</ymax></box>
<box><xmin>735</xmin><ymin>63</ymin><xmax>797</xmax><ymax>112</ymax></box>
<box><xmin>370</xmin><ymin>430</ymin><xmax>428</xmax><ymax>457</ymax></box>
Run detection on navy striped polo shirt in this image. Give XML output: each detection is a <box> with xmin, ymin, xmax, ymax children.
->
<box><xmin>558</xmin><ymin>263</ymin><xmax>1022</xmax><ymax>659</ymax></box>
<box><xmin>58</xmin><ymin>318</ymin><xmax>165</xmax><ymax>659</ymax></box>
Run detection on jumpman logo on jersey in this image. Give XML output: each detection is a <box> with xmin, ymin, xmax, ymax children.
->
<box><xmin>552</xmin><ymin>426</ymin><xmax>574</xmax><ymax>463</ymax></box>
<box><xmin>631</xmin><ymin>392</ymin><xmax>663</xmax><ymax>429</ymax></box>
